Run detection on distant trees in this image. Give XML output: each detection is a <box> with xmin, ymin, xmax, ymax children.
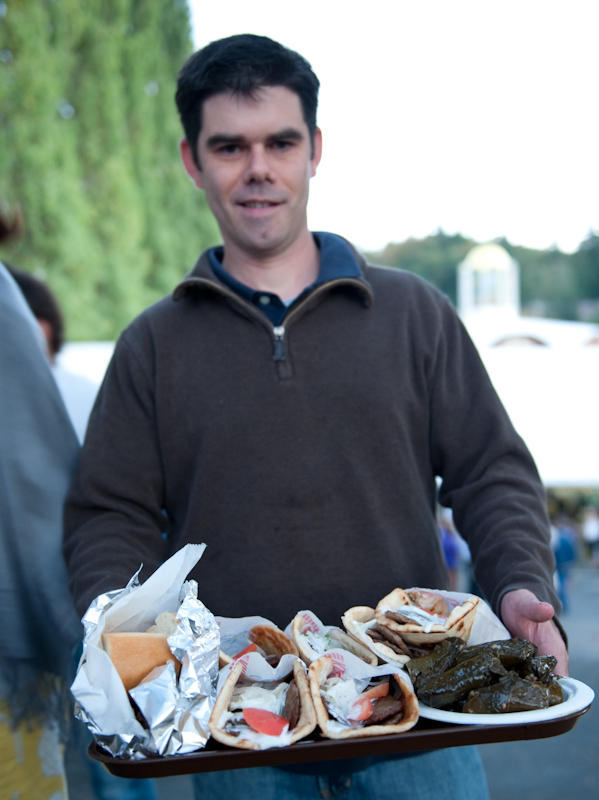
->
<box><xmin>368</xmin><ymin>230</ymin><xmax>599</xmax><ymax>322</ymax></box>
<box><xmin>0</xmin><ymin>0</ymin><xmax>219</xmax><ymax>341</ymax></box>
<box><xmin>369</xmin><ymin>231</ymin><xmax>474</xmax><ymax>307</ymax></box>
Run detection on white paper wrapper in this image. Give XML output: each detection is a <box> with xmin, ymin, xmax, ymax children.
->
<box><xmin>72</xmin><ymin>544</ymin><xmax>220</xmax><ymax>758</ymax></box>
<box><xmin>283</xmin><ymin>610</ymin><xmax>337</xmax><ymax>657</ymax></box>
<box><xmin>216</xmin><ymin>615</ymin><xmax>275</xmax><ymax>659</ymax></box>
<box><xmin>216</xmin><ymin>650</ymin><xmax>299</xmax><ymax>695</ymax></box>
<box><xmin>283</xmin><ymin>610</ymin><xmax>376</xmax><ymax>665</ymax></box>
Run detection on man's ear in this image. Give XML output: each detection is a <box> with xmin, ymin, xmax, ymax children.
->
<box><xmin>310</xmin><ymin>127</ymin><xmax>323</xmax><ymax>177</ymax></box>
<box><xmin>180</xmin><ymin>138</ymin><xmax>203</xmax><ymax>189</ymax></box>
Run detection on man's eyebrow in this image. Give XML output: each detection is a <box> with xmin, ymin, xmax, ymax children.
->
<box><xmin>267</xmin><ymin>128</ymin><xmax>304</xmax><ymax>142</ymax></box>
<box><xmin>204</xmin><ymin>128</ymin><xmax>305</xmax><ymax>149</ymax></box>
<box><xmin>205</xmin><ymin>134</ymin><xmax>246</xmax><ymax>149</ymax></box>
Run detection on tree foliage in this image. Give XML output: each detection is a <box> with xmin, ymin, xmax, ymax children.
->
<box><xmin>368</xmin><ymin>229</ymin><xmax>599</xmax><ymax>322</ymax></box>
<box><xmin>0</xmin><ymin>0</ymin><xmax>220</xmax><ymax>340</ymax></box>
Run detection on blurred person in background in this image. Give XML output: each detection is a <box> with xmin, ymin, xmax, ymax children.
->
<box><xmin>5</xmin><ymin>265</ymin><xmax>99</xmax><ymax>443</ymax></box>
<box><xmin>0</xmin><ymin>207</ymin><xmax>81</xmax><ymax>799</ymax></box>
<box><xmin>438</xmin><ymin>507</ymin><xmax>460</xmax><ymax>591</ymax></box>
<box><xmin>582</xmin><ymin>506</ymin><xmax>599</xmax><ymax>567</ymax></box>
<box><xmin>550</xmin><ymin>516</ymin><xmax>578</xmax><ymax>613</ymax></box>
<box><xmin>0</xmin><ymin>209</ymin><xmax>156</xmax><ymax>800</ymax></box>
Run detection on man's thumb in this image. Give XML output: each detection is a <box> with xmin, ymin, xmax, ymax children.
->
<box><xmin>521</xmin><ymin>598</ymin><xmax>554</xmax><ymax>623</ymax></box>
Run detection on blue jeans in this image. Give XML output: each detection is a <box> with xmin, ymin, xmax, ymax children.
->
<box><xmin>191</xmin><ymin>747</ymin><xmax>489</xmax><ymax>799</ymax></box>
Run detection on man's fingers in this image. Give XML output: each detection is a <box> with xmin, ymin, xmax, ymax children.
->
<box><xmin>519</xmin><ymin>598</ymin><xmax>555</xmax><ymax>623</ymax></box>
<box><xmin>554</xmin><ymin>651</ymin><xmax>569</xmax><ymax>677</ymax></box>
<box><xmin>501</xmin><ymin>590</ymin><xmax>568</xmax><ymax>675</ymax></box>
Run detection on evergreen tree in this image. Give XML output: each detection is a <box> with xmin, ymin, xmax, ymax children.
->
<box><xmin>0</xmin><ymin>0</ymin><xmax>219</xmax><ymax>340</ymax></box>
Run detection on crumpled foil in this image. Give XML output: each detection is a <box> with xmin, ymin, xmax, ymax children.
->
<box><xmin>74</xmin><ymin>576</ymin><xmax>220</xmax><ymax>759</ymax></box>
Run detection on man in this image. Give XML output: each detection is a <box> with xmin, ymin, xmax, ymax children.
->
<box><xmin>64</xmin><ymin>35</ymin><xmax>567</xmax><ymax>799</ymax></box>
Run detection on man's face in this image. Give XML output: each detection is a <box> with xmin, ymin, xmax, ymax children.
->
<box><xmin>181</xmin><ymin>86</ymin><xmax>322</xmax><ymax>260</ymax></box>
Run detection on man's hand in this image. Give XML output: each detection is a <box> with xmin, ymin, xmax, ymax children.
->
<box><xmin>500</xmin><ymin>589</ymin><xmax>569</xmax><ymax>676</ymax></box>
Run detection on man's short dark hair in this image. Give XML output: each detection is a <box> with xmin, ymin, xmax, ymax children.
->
<box><xmin>175</xmin><ymin>34</ymin><xmax>320</xmax><ymax>167</ymax></box>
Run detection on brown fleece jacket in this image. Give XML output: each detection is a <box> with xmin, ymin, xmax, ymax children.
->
<box><xmin>63</xmin><ymin>241</ymin><xmax>559</xmax><ymax>626</ymax></box>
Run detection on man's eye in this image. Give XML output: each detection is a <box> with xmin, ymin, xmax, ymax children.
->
<box><xmin>272</xmin><ymin>140</ymin><xmax>293</xmax><ymax>151</ymax></box>
<box><xmin>218</xmin><ymin>144</ymin><xmax>240</xmax><ymax>155</ymax></box>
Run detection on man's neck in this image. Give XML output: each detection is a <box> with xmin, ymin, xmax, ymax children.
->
<box><xmin>222</xmin><ymin>230</ymin><xmax>319</xmax><ymax>301</ymax></box>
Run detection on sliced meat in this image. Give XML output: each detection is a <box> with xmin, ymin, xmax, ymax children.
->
<box><xmin>376</xmin><ymin>625</ymin><xmax>412</xmax><ymax>656</ymax></box>
<box><xmin>281</xmin><ymin>679</ymin><xmax>300</xmax><ymax>730</ymax></box>
<box><xmin>390</xmin><ymin>678</ymin><xmax>405</xmax><ymax>701</ymax></box>
<box><xmin>378</xmin><ymin>710</ymin><xmax>404</xmax><ymax>725</ymax></box>
<box><xmin>384</xmin><ymin>611</ymin><xmax>413</xmax><ymax>625</ymax></box>
<box><xmin>365</xmin><ymin>695</ymin><xmax>405</xmax><ymax>725</ymax></box>
<box><xmin>366</xmin><ymin>629</ymin><xmax>386</xmax><ymax>642</ymax></box>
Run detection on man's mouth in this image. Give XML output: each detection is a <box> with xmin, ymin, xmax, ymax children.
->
<box><xmin>238</xmin><ymin>200</ymin><xmax>280</xmax><ymax>208</ymax></box>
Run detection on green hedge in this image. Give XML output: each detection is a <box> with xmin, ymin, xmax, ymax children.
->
<box><xmin>0</xmin><ymin>0</ymin><xmax>220</xmax><ymax>340</ymax></box>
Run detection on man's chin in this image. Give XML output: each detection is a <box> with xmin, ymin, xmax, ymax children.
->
<box><xmin>230</xmin><ymin>229</ymin><xmax>295</xmax><ymax>259</ymax></box>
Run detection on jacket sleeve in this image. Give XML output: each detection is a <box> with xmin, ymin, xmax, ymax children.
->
<box><xmin>63</xmin><ymin>323</ymin><xmax>169</xmax><ymax>618</ymax></box>
<box><xmin>428</xmin><ymin>296</ymin><xmax>559</xmax><ymax>617</ymax></box>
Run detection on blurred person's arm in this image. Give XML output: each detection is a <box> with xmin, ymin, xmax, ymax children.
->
<box><xmin>0</xmin><ymin>264</ymin><xmax>81</xmax><ymax>680</ymax></box>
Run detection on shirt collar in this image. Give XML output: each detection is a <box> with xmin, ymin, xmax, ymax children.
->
<box><xmin>208</xmin><ymin>232</ymin><xmax>363</xmax><ymax>300</ymax></box>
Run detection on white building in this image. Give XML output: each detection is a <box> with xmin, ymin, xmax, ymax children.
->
<box><xmin>458</xmin><ymin>243</ymin><xmax>599</xmax><ymax>488</ymax></box>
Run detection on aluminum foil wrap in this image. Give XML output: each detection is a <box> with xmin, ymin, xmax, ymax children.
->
<box><xmin>72</xmin><ymin>544</ymin><xmax>219</xmax><ymax>759</ymax></box>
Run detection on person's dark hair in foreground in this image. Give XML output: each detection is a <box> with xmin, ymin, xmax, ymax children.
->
<box><xmin>5</xmin><ymin>265</ymin><xmax>65</xmax><ymax>356</ymax></box>
<box><xmin>175</xmin><ymin>33</ymin><xmax>320</xmax><ymax>166</ymax></box>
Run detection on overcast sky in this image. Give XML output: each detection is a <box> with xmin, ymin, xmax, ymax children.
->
<box><xmin>188</xmin><ymin>1</ymin><xmax>598</xmax><ymax>254</ymax></box>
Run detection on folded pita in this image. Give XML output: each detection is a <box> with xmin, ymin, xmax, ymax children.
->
<box><xmin>219</xmin><ymin>624</ymin><xmax>299</xmax><ymax>669</ymax></box>
<box><xmin>308</xmin><ymin>655</ymin><xmax>419</xmax><ymax>739</ymax></box>
<box><xmin>209</xmin><ymin>658</ymin><xmax>316</xmax><ymax>749</ymax></box>
<box><xmin>375</xmin><ymin>588</ymin><xmax>479</xmax><ymax>646</ymax></box>
<box><xmin>341</xmin><ymin>606</ymin><xmax>410</xmax><ymax>665</ymax></box>
<box><xmin>291</xmin><ymin>612</ymin><xmax>378</xmax><ymax>666</ymax></box>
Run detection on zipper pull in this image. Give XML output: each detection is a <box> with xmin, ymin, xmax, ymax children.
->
<box><xmin>272</xmin><ymin>326</ymin><xmax>286</xmax><ymax>361</ymax></box>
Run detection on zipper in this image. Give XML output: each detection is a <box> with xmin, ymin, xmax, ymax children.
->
<box><xmin>272</xmin><ymin>326</ymin><xmax>286</xmax><ymax>361</ymax></box>
<box><xmin>178</xmin><ymin>275</ymin><xmax>372</xmax><ymax>365</ymax></box>
<box><xmin>267</xmin><ymin>278</ymin><xmax>372</xmax><ymax>362</ymax></box>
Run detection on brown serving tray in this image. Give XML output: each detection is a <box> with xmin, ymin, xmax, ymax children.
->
<box><xmin>89</xmin><ymin>705</ymin><xmax>590</xmax><ymax>778</ymax></box>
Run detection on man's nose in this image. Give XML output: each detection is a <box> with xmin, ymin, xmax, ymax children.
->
<box><xmin>244</xmin><ymin>145</ymin><xmax>273</xmax><ymax>183</ymax></box>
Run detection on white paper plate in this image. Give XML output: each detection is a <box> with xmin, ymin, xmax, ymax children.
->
<box><xmin>418</xmin><ymin>677</ymin><xmax>594</xmax><ymax>725</ymax></box>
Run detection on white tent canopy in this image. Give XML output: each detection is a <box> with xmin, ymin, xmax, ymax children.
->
<box><xmin>478</xmin><ymin>347</ymin><xmax>599</xmax><ymax>488</ymax></box>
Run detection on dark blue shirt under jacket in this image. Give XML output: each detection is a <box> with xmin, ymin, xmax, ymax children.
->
<box><xmin>208</xmin><ymin>232</ymin><xmax>363</xmax><ymax>326</ymax></box>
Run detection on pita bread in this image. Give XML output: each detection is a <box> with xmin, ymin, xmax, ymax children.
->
<box><xmin>375</xmin><ymin>588</ymin><xmax>479</xmax><ymax>646</ymax></box>
<box><xmin>341</xmin><ymin>606</ymin><xmax>410</xmax><ymax>665</ymax></box>
<box><xmin>144</xmin><ymin>611</ymin><xmax>179</xmax><ymax>635</ymax></box>
<box><xmin>219</xmin><ymin>624</ymin><xmax>299</xmax><ymax>669</ymax></box>
<box><xmin>291</xmin><ymin>613</ymin><xmax>378</xmax><ymax>666</ymax></box>
<box><xmin>101</xmin><ymin>631</ymin><xmax>181</xmax><ymax>691</ymax></box>
<box><xmin>208</xmin><ymin>658</ymin><xmax>317</xmax><ymax>749</ymax></box>
<box><xmin>308</xmin><ymin>655</ymin><xmax>419</xmax><ymax>739</ymax></box>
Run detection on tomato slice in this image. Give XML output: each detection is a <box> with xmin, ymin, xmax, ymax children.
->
<box><xmin>232</xmin><ymin>643</ymin><xmax>257</xmax><ymax>659</ymax></box>
<box><xmin>347</xmin><ymin>682</ymin><xmax>390</xmax><ymax>721</ymax></box>
<box><xmin>242</xmin><ymin>708</ymin><xmax>289</xmax><ymax>736</ymax></box>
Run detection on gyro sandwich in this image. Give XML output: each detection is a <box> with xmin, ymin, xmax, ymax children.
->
<box><xmin>308</xmin><ymin>651</ymin><xmax>419</xmax><ymax>739</ymax></box>
<box><xmin>209</xmin><ymin>657</ymin><xmax>316</xmax><ymax>749</ymax></box>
